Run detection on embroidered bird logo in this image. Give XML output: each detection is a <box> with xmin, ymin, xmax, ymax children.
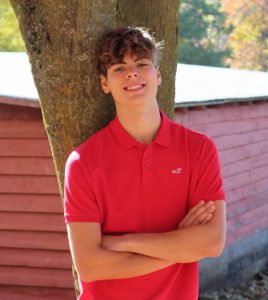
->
<box><xmin>171</xmin><ymin>167</ymin><xmax>183</xmax><ymax>174</ymax></box>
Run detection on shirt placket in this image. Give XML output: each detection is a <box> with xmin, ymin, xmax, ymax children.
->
<box><xmin>141</xmin><ymin>144</ymin><xmax>154</xmax><ymax>232</ymax></box>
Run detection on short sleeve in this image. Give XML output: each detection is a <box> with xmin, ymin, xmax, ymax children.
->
<box><xmin>64</xmin><ymin>151</ymin><xmax>101</xmax><ymax>223</ymax></box>
<box><xmin>188</xmin><ymin>135</ymin><xmax>225</xmax><ymax>209</ymax></box>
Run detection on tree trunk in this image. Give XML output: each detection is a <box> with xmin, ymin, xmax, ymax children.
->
<box><xmin>9</xmin><ymin>0</ymin><xmax>179</xmax><ymax>297</ymax></box>
<box><xmin>117</xmin><ymin>0</ymin><xmax>179</xmax><ymax>119</ymax></box>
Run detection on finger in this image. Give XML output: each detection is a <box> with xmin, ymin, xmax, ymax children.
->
<box><xmin>192</xmin><ymin>211</ymin><xmax>210</xmax><ymax>225</ymax></box>
<box><xmin>201</xmin><ymin>205</ymin><xmax>216</xmax><ymax>224</ymax></box>
<box><xmin>201</xmin><ymin>213</ymin><xmax>213</xmax><ymax>224</ymax></box>
<box><xmin>188</xmin><ymin>200</ymin><xmax>205</xmax><ymax>214</ymax></box>
<box><xmin>178</xmin><ymin>201</ymin><xmax>216</xmax><ymax>229</ymax></box>
<box><xmin>204</xmin><ymin>204</ymin><xmax>216</xmax><ymax>214</ymax></box>
<box><xmin>180</xmin><ymin>201</ymin><xmax>206</xmax><ymax>225</ymax></box>
<box><xmin>177</xmin><ymin>204</ymin><xmax>199</xmax><ymax>228</ymax></box>
<box><xmin>186</xmin><ymin>201</ymin><xmax>215</xmax><ymax>225</ymax></box>
<box><xmin>190</xmin><ymin>200</ymin><xmax>214</xmax><ymax>217</ymax></box>
<box><xmin>191</xmin><ymin>202</ymin><xmax>216</xmax><ymax>225</ymax></box>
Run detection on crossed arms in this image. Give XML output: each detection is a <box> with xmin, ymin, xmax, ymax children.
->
<box><xmin>67</xmin><ymin>200</ymin><xmax>226</xmax><ymax>282</ymax></box>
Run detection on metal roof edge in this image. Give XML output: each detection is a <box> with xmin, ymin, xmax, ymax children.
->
<box><xmin>0</xmin><ymin>95</ymin><xmax>40</xmax><ymax>108</ymax></box>
<box><xmin>175</xmin><ymin>96</ymin><xmax>268</xmax><ymax>109</ymax></box>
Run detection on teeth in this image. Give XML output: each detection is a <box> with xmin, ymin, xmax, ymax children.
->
<box><xmin>126</xmin><ymin>85</ymin><xmax>143</xmax><ymax>90</ymax></box>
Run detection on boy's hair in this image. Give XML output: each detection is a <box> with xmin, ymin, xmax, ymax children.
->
<box><xmin>97</xmin><ymin>27</ymin><xmax>163</xmax><ymax>76</ymax></box>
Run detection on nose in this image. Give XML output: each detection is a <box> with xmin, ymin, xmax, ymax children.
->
<box><xmin>127</xmin><ymin>67</ymin><xmax>139</xmax><ymax>79</ymax></box>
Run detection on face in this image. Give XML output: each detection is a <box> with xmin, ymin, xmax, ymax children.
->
<box><xmin>100</xmin><ymin>52</ymin><xmax>161</xmax><ymax>110</ymax></box>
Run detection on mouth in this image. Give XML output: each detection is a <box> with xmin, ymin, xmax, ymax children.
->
<box><xmin>124</xmin><ymin>84</ymin><xmax>145</xmax><ymax>91</ymax></box>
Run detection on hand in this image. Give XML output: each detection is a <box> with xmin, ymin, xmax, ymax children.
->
<box><xmin>178</xmin><ymin>200</ymin><xmax>216</xmax><ymax>229</ymax></box>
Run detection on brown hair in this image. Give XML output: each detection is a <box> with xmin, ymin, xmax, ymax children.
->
<box><xmin>97</xmin><ymin>27</ymin><xmax>163</xmax><ymax>76</ymax></box>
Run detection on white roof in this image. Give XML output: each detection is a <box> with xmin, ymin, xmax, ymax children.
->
<box><xmin>0</xmin><ymin>52</ymin><xmax>38</xmax><ymax>100</ymax></box>
<box><xmin>1</xmin><ymin>52</ymin><xmax>268</xmax><ymax>106</ymax></box>
<box><xmin>176</xmin><ymin>64</ymin><xmax>268</xmax><ymax>105</ymax></box>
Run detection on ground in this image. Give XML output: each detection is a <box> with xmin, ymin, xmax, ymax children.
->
<box><xmin>199</xmin><ymin>265</ymin><xmax>268</xmax><ymax>300</ymax></box>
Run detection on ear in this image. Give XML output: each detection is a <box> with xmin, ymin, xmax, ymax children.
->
<box><xmin>156</xmin><ymin>68</ymin><xmax>161</xmax><ymax>86</ymax></box>
<box><xmin>100</xmin><ymin>75</ymin><xmax>111</xmax><ymax>94</ymax></box>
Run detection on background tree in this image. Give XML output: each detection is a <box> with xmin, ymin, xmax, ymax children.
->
<box><xmin>0</xmin><ymin>0</ymin><xmax>25</xmax><ymax>51</ymax></box>
<box><xmin>223</xmin><ymin>0</ymin><xmax>268</xmax><ymax>71</ymax></box>
<box><xmin>9</xmin><ymin>0</ymin><xmax>179</xmax><ymax>297</ymax></box>
<box><xmin>179</xmin><ymin>0</ymin><xmax>232</xmax><ymax>67</ymax></box>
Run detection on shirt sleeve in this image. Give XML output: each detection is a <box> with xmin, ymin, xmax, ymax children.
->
<box><xmin>64</xmin><ymin>150</ymin><xmax>101</xmax><ymax>223</ymax></box>
<box><xmin>188</xmin><ymin>135</ymin><xmax>225</xmax><ymax>209</ymax></box>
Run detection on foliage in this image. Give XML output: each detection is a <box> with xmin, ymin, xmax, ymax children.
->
<box><xmin>0</xmin><ymin>0</ymin><xmax>25</xmax><ymax>51</ymax></box>
<box><xmin>179</xmin><ymin>0</ymin><xmax>232</xmax><ymax>67</ymax></box>
<box><xmin>222</xmin><ymin>0</ymin><xmax>268</xmax><ymax>71</ymax></box>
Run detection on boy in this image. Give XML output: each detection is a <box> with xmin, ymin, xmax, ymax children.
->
<box><xmin>64</xmin><ymin>27</ymin><xmax>226</xmax><ymax>300</ymax></box>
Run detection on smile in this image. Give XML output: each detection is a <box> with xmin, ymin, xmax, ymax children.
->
<box><xmin>124</xmin><ymin>84</ymin><xmax>145</xmax><ymax>91</ymax></box>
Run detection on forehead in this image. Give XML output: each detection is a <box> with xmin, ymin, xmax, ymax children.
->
<box><xmin>109</xmin><ymin>52</ymin><xmax>151</xmax><ymax>66</ymax></box>
<box><xmin>120</xmin><ymin>53</ymin><xmax>150</xmax><ymax>62</ymax></box>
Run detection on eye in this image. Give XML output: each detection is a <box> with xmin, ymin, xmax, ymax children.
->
<box><xmin>113</xmin><ymin>66</ymin><xmax>124</xmax><ymax>72</ymax></box>
<box><xmin>138</xmin><ymin>63</ymin><xmax>148</xmax><ymax>67</ymax></box>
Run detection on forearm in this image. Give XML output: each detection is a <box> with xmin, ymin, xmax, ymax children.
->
<box><xmin>105</xmin><ymin>200</ymin><xmax>226</xmax><ymax>263</ymax></box>
<box><xmin>112</xmin><ymin>223</ymin><xmax>224</xmax><ymax>263</ymax></box>
<box><xmin>82</xmin><ymin>246</ymin><xmax>175</xmax><ymax>282</ymax></box>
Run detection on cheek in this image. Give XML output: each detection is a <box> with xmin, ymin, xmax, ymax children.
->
<box><xmin>147</xmin><ymin>69</ymin><xmax>160</xmax><ymax>83</ymax></box>
<box><xmin>109</xmin><ymin>84</ymin><xmax>124</xmax><ymax>99</ymax></box>
<box><xmin>110</xmin><ymin>82</ymin><xmax>121</xmax><ymax>93</ymax></box>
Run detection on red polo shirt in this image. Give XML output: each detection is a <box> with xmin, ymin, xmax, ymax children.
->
<box><xmin>64</xmin><ymin>111</ymin><xmax>225</xmax><ymax>300</ymax></box>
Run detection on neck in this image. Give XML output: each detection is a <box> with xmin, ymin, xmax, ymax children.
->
<box><xmin>116</xmin><ymin>103</ymin><xmax>161</xmax><ymax>145</ymax></box>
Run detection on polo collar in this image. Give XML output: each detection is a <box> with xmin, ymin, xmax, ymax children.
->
<box><xmin>109</xmin><ymin>111</ymin><xmax>171</xmax><ymax>150</ymax></box>
<box><xmin>154</xmin><ymin>111</ymin><xmax>171</xmax><ymax>148</ymax></box>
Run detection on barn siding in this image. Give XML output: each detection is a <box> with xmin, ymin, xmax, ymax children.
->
<box><xmin>0</xmin><ymin>103</ymin><xmax>75</xmax><ymax>299</ymax></box>
<box><xmin>175</xmin><ymin>101</ymin><xmax>268</xmax><ymax>247</ymax></box>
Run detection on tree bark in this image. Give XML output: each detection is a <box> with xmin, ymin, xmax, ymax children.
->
<box><xmin>9</xmin><ymin>0</ymin><xmax>179</xmax><ymax>297</ymax></box>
